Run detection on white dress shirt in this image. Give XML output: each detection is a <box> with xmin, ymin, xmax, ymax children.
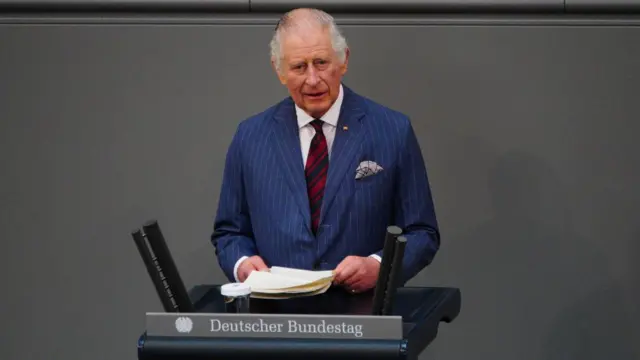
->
<box><xmin>232</xmin><ymin>85</ymin><xmax>380</xmax><ymax>281</ymax></box>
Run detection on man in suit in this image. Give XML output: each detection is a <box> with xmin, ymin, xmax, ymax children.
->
<box><xmin>212</xmin><ymin>8</ymin><xmax>440</xmax><ymax>293</ymax></box>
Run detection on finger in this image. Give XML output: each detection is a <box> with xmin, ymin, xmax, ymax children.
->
<box><xmin>334</xmin><ymin>257</ymin><xmax>351</xmax><ymax>275</ymax></box>
<box><xmin>347</xmin><ymin>279</ymin><xmax>367</xmax><ymax>294</ymax></box>
<box><xmin>334</xmin><ymin>263</ymin><xmax>354</xmax><ymax>283</ymax></box>
<box><xmin>239</xmin><ymin>261</ymin><xmax>256</xmax><ymax>279</ymax></box>
<box><xmin>342</xmin><ymin>268</ymin><xmax>363</xmax><ymax>287</ymax></box>
<box><xmin>347</xmin><ymin>273</ymin><xmax>373</xmax><ymax>291</ymax></box>
<box><xmin>251</xmin><ymin>257</ymin><xmax>269</xmax><ymax>271</ymax></box>
<box><xmin>238</xmin><ymin>268</ymin><xmax>252</xmax><ymax>282</ymax></box>
<box><xmin>335</xmin><ymin>263</ymin><xmax>359</xmax><ymax>284</ymax></box>
<box><xmin>239</xmin><ymin>261</ymin><xmax>260</xmax><ymax>282</ymax></box>
<box><xmin>332</xmin><ymin>259</ymin><xmax>349</xmax><ymax>283</ymax></box>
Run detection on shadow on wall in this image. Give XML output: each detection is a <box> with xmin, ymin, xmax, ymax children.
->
<box><xmin>543</xmin><ymin>279</ymin><xmax>637</xmax><ymax>360</ymax></box>
<box><xmin>542</xmin><ymin>232</ymin><xmax>639</xmax><ymax>360</ymax></box>
<box><xmin>435</xmin><ymin>149</ymin><xmax>637</xmax><ymax>360</ymax></box>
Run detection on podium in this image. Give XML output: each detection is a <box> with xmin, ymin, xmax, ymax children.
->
<box><xmin>137</xmin><ymin>284</ymin><xmax>460</xmax><ymax>360</ymax></box>
<box><xmin>132</xmin><ymin>221</ymin><xmax>461</xmax><ymax>360</ymax></box>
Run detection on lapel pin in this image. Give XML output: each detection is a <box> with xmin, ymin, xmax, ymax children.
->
<box><xmin>343</xmin><ymin>126</ymin><xmax>349</xmax><ymax>131</ymax></box>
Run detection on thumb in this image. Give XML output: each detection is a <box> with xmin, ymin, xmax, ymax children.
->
<box><xmin>251</xmin><ymin>257</ymin><xmax>269</xmax><ymax>271</ymax></box>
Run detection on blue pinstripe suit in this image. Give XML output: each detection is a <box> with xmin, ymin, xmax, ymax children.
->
<box><xmin>212</xmin><ymin>85</ymin><xmax>440</xmax><ymax>284</ymax></box>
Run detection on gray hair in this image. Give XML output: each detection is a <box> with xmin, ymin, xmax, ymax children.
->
<box><xmin>270</xmin><ymin>8</ymin><xmax>348</xmax><ymax>72</ymax></box>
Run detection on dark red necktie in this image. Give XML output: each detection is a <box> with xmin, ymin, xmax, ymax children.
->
<box><xmin>305</xmin><ymin>119</ymin><xmax>329</xmax><ymax>234</ymax></box>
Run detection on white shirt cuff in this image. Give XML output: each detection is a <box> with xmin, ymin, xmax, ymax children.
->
<box><xmin>369</xmin><ymin>254</ymin><xmax>382</xmax><ymax>262</ymax></box>
<box><xmin>233</xmin><ymin>256</ymin><xmax>249</xmax><ymax>282</ymax></box>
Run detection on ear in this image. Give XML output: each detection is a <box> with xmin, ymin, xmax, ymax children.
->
<box><xmin>340</xmin><ymin>48</ymin><xmax>350</xmax><ymax>76</ymax></box>
<box><xmin>271</xmin><ymin>58</ymin><xmax>287</xmax><ymax>85</ymax></box>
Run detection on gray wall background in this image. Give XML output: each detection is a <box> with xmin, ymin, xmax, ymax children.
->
<box><xmin>1</xmin><ymin>11</ymin><xmax>639</xmax><ymax>360</ymax></box>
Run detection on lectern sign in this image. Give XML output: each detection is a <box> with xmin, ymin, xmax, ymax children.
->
<box><xmin>146</xmin><ymin>312</ymin><xmax>403</xmax><ymax>340</ymax></box>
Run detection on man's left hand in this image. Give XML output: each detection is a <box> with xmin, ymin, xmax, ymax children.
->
<box><xmin>333</xmin><ymin>256</ymin><xmax>380</xmax><ymax>294</ymax></box>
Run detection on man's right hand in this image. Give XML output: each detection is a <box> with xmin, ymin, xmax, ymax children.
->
<box><xmin>237</xmin><ymin>255</ymin><xmax>269</xmax><ymax>282</ymax></box>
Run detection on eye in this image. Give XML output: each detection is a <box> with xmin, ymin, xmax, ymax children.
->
<box><xmin>314</xmin><ymin>59</ymin><xmax>329</xmax><ymax>69</ymax></box>
<box><xmin>291</xmin><ymin>63</ymin><xmax>306</xmax><ymax>71</ymax></box>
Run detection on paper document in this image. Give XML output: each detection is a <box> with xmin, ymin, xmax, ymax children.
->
<box><xmin>243</xmin><ymin>266</ymin><xmax>334</xmax><ymax>299</ymax></box>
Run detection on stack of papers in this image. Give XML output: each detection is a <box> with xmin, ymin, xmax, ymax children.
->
<box><xmin>243</xmin><ymin>266</ymin><xmax>335</xmax><ymax>299</ymax></box>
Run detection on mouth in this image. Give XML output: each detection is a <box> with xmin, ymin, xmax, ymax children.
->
<box><xmin>304</xmin><ymin>91</ymin><xmax>327</xmax><ymax>100</ymax></box>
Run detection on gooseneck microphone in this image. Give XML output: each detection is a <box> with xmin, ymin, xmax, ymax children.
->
<box><xmin>371</xmin><ymin>225</ymin><xmax>403</xmax><ymax>315</ymax></box>
<box><xmin>132</xmin><ymin>228</ymin><xmax>175</xmax><ymax>312</ymax></box>
<box><xmin>382</xmin><ymin>235</ymin><xmax>407</xmax><ymax>315</ymax></box>
<box><xmin>132</xmin><ymin>220</ymin><xmax>194</xmax><ymax>313</ymax></box>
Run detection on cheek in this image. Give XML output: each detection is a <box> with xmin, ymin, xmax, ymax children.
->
<box><xmin>324</xmin><ymin>68</ymin><xmax>343</xmax><ymax>83</ymax></box>
<box><xmin>286</xmin><ymin>77</ymin><xmax>305</xmax><ymax>90</ymax></box>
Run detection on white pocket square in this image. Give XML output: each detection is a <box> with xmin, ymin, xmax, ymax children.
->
<box><xmin>355</xmin><ymin>160</ymin><xmax>383</xmax><ymax>180</ymax></box>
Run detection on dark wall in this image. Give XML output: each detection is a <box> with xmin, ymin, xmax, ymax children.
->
<box><xmin>1</xmin><ymin>10</ymin><xmax>639</xmax><ymax>360</ymax></box>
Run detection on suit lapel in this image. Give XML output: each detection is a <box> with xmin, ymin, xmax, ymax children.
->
<box><xmin>271</xmin><ymin>99</ymin><xmax>312</xmax><ymax>233</ymax></box>
<box><xmin>320</xmin><ymin>87</ymin><xmax>367</xmax><ymax>225</ymax></box>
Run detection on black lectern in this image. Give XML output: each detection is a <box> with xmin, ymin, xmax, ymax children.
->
<box><xmin>133</xmin><ymin>221</ymin><xmax>461</xmax><ymax>360</ymax></box>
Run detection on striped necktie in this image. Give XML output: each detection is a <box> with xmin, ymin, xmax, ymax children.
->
<box><xmin>305</xmin><ymin>119</ymin><xmax>329</xmax><ymax>234</ymax></box>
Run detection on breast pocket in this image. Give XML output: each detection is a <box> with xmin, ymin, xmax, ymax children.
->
<box><xmin>353</xmin><ymin>170</ymin><xmax>393</xmax><ymax>212</ymax></box>
<box><xmin>355</xmin><ymin>170</ymin><xmax>388</xmax><ymax>189</ymax></box>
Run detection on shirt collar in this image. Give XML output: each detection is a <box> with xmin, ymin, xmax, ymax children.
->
<box><xmin>295</xmin><ymin>84</ymin><xmax>344</xmax><ymax>129</ymax></box>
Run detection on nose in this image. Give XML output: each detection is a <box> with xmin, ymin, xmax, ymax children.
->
<box><xmin>305</xmin><ymin>66</ymin><xmax>320</xmax><ymax>86</ymax></box>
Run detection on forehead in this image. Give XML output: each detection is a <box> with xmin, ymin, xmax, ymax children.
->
<box><xmin>280</xmin><ymin>27</ymin><xmax>334</xmax><ymax>60</ymax></box>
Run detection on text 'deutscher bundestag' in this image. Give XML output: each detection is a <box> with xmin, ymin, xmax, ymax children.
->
<box><xmin>146</xmin><ymin>312</ymin><xmax>402</xmax><ymax>340</ymax></box>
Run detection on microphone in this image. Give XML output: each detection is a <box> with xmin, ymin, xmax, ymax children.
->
<box><xmin>132</xmin><ymin>220</ymin><xmax>194</xmax><ymax>313</ymax></box>
<box><xmin>141</xmin><ymin>220</ymin><xmax>194</xmax><ymax>312</ymax></box>
<box><xmin>132</xmin><ymin>228</ymin><xmax>175</xmax><ymax>312</ymax></box>
<box><xmin>382</xmin><ymin>236</ymin><xmax>407</xmax><ymax>315</ymax></box>
<box><xmin>371</xmin><ymin>225</ymin><xmax>403</xmax><ymax>315</ymax></box>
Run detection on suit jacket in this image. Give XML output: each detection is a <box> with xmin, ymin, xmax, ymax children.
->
<box><xmin>212</xmin><ymin>85</ymin><xmax>440</xmax><ymax>284</ymax></box>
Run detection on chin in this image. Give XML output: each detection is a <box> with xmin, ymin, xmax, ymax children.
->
<box><xmin>306</xmin><ymin>105</ymin><xmax>330</xmax><ymax>117</ymax></box>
